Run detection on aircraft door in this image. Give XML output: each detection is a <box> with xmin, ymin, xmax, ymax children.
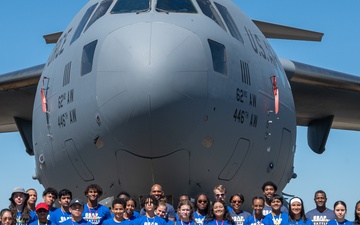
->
<box><xmin>218</xmin><ymin>138</ymin><xmax>250</xmax><ymax>180</ymax></box>
<box><xmin>64</xmin><ymin>139</ymin><xmax>94</xmax><ymax>181</ymax></box>
<box><xmin>272</xmin><ymin>128</ymin><xmax>292</xmax><ymax>185</ymax></box>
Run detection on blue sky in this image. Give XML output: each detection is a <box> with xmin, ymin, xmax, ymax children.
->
<box><xmin>1</xmin><ymin>0</ymin><xmax>359</xmax><ymax>220</ymax></box>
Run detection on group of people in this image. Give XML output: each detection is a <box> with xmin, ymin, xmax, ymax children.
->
<box><xmin>1</xmin><ymin>181</ymin><xmax>360</xmax><ymax>225</ymax></box>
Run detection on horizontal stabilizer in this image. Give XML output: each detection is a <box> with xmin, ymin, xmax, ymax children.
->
<box><xmin>252</xmin><ymin>20</ymin><xmax>324</xmax><ymax>41</ymax></box>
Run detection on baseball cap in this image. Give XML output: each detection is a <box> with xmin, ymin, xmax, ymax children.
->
<box><xmin>69</xmin><ymin>198</ymin><xmax>84</xmax><ymax>207</ymax></box>
<box><xmin>36</xmin><ymin>202</ymin><xmax>49</xmax><ymax>211</ymax></box>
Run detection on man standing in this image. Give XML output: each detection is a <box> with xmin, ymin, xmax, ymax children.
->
<box><xmin>140</xmin><ymin>184</ymin><xmax>176</xmax><ymax>221</ymax></box>
<box><xmin>43</xmin><ymin>187</ymin><xmax>58</xmax><ymax>221</ymax></box>
<box><xmin>82</xmin><ymin>184</ymin><xmax>111</xmax><ymax>225</ymax></box>
<box><xmin>29</xmin><ymin>202</ymin><xmax>52</xmax><ymax>225</ymax></box>
<box><xmin>306</xmin><ymin>190</ymin><xmax>335</xmax><ymax>225</ymax></box>
<box><xmin>51</xmin><ymin>189</ymin><xmax>73</xmax><ymax>224</ymax></box>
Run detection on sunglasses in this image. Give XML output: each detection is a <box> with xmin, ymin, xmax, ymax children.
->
<box><xmin>231</xmin><ymin>201</ymin><xmax>242</xmax><ymax>204</ymax></box>
<box><xmin>197</xmin><ymin>200</ymin><xmax>208</xmax><ymax>204</ymax></box>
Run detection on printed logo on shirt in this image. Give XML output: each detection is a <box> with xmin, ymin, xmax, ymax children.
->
<box><xmin>84</xmin><ymin>213</ymin><xmax>101</xmax><ymax>224</ymax></box>
<box><xmin>232</xmin><ymin>216</ymin><xmax>246</xmax><ymax>225</ymax></box>
<box><xmin>311</xmin><ymin>216</ymin><xmax>330</xmax><ymax>225</ymax></box>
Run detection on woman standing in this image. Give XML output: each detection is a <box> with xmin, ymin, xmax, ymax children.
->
<box><xmin>229</xmin><ymin>194</ymin><xmax>251</xmax><ymax>225</ymax></box>
<box><xmin>194</xmin><ymin>194</ymin><xmax>210</xmax><ymax>225</ymax></box>
<box><xmin>123</xmin><ymin>197</ymin><xmax>139</xmax><ymax>220</ymax></box>
<box><xmin>177</xmin><ymin>200</ymin><xmax>194</xmax><ymax>225</ymax></box>
<box><xmin>287</xmin><ymin>197</ymin><xmax>313</xmax><ymax>225</ymax></box>
<box><xmin>244</xmin><ymin>197</ymin><xmax>265</xmax><ymax>225</ymax></box>
<box><xmin>327</xmin><ymin>201</ymin><xmax>353</xmax><ymax>225</ymax></box>
<box><xmin>263</xmin><ymin>194</ymin><xmax>288</xmax><ymax>225</ymax></box>
<box><xmin>9</xmin><ymin>187</ymin><xmax>31</xmax><ymax>225</ymax></box>
<box><xmin>204</xmin><ymin>199</ymin><xmax>235</xmax><ymax>225</ymax></box>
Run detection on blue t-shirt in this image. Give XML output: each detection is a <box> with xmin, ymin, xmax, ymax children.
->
<box><xmin>62</xmin><ymin>219</ymin><xmax>93</xmax><ymax>225</ymax></box>
<box><xmin>263</xmin><ymin>212</ymin><xmax>288</xmax><ymax>225</ymax></box>
<box><xmin>327</xmin><ymin>220</ymin><xmax>354</xmax><ymax>225</ymax></box>
<box><xmin>29</xmin><ymin>220</ymin><xmax>53</xmax><ymax>225</ymax></box>
<box><xmin>51</xmin><ymin>208</ymin><xmax>72</xmax><ymax>224</ymax></box>
<box><xmin>244</xmin><ymin>216</ymin><xmax>265</xmax><ymax>225</ymax></box>
<box><xmin>176</xmin><ymin>219</ymin><xmax>195</xmax><ymax>225</ymax></box>
<box><xmin>82</xmin><ymin>204</ymin><xmax>111</xmax><ymax>225</ymax></box>
<box><xmin>288</xmin><ymin>219</ymin><xmax>314</xmax><ymax>225</ymax></box>
<box><xmin>30</xmin><ymin>211</ymin><xmax>37</xmax><ymax>223</ymax></box>
<box><xmin>204</xmin><ymin>219</ymin><xmax>234</xmax><ymax>225</ymax></box>
<box><xmin>132</xmin><ymin>215</ymin><xmax>167</xmax><ymax>225</ymax></box>
<box><xmin>194</xmin><ymin>212</ymin><xmax>206</xmax><ymax>225</ymax></box>
<box><xmin>229</xmin><ymin>211</ymin><xmax>251</xmax><ymax>225</ymax></box>
<box><xmin>306</xmin><ymin>209</ymin><xmax>335</xmax><ymax>225</ymax></box>
<box><xmin>102</xmin><ymin>218</ymin><xmax>133</xmax><ymax>225</ymax></box>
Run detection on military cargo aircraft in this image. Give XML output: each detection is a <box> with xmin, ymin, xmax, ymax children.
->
<box><xmin>1</xmin><ymin>0</ymin><xmax>359</xmax><ymax>210</ymax></box>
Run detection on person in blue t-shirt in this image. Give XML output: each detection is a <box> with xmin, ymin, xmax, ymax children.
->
<box><xmin>102</xmin><ymin>198</ymin><xmax>132</xmax><ymax>225</ymax></box>
<box><xmin>133</xmin><ymin>195</ymin><xmax>167</xmax><ymax>225</ymax></box>
<box><xmin>26</xmin><ymin>189</ymin><xmax>38</xmax><ymax>222</ymax></box>
<box><xmin>29</xmin><ymin>202</ymin><xmax>52</xmax><ymax>225</ymax></box>
<box><xmin>117</xmin><ymin>192</ymin><xmax>140</xmax><ymax>219</ymax></box>
<box><xmin>42</xmin><ymin>187</ymin><xmax>58</xmax><ymax>222</ymax></box>
<box><xmin>123</xmin><ymin>197</ymin><xmax>140</xmax><ymax>220</ymax></box>
<box><xmin>82</xmin><ymin>184</ymin><xmax>111</xmax><ymax>225</ymax></box>
<box><xmin>287</xmin><ymin>197</ymin><xmax>313</xmax><ymax>225</ymax></box>
<box><xmin>306</xmin><ymin>191</ymin><xmax>335</xmax><ymax>225</ymax></box>
<box><xmin>176</xmin><ymin>199</ymin><xmax>195</xmax><ymax>225</ymax></box>
<box><xmin>62</xmin><ymin>198</ymin><xmax>92</xmax><ymax>225</ymax></box>
<box><xmin>244</xmin><ymin>197</ymin><xmax>265</xmax><ymax>225</ymax></box>
<box><xmin>9</xmin><ymin>187</ymin><xmax>31</xmax><ymax>225</ymax></box>
<box><xmin>51</xmin><ymin>189</ymin><xmax>73</xmax><ymax>224</ymax></box>
<box><xmin>194</xmin><ymin>194</ymin><xmax>210</xmax><ymax>225</ymax></box>
<box><xmin>327</xmin><ymin>201</ymin><xmax>353</xmax><ymax>225</ymax></box>
<box><xmin>229</xmin><ymin>194</ymin><xmax>250</xmax><ymax>225</ymax></box>
<box><xmin>155</xmin><ymin>201</ymin><xmax>174</xmax><ymax>225</ymax></box>
<box><xmin>263</xmin><ymin>194</ymin><xmax>288</xmax><ymax>225</ymax></box>
<box><xmin>204</xmin><ymin>199</ymin><xmax>235</xmax><ymax>225</ymax></box>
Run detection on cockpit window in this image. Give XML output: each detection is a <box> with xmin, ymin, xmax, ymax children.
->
<box><xmin>84</xmin><ymin>0</ymin><xmax>114</xmax><ymax>32</ymax></box>
<box><xmin>196</xmin><ymin>0</ymin><xmax>226</xmax><ymax>31</ymax></box>
<box><xmin>156</xmin><ymin>0</ymin><xmax>197</xmax><ymax>13</ymax></box>
<box><xmin>208</xmin><ymin>39</ymin><xmax>227</xmax><ymax>75</ymax></box>
<box><xmin>111</xmin><ymin>0</ymin><xmax>150</xmax><ymax>14</ymax></box>
<box><xmin>71</xmin><ymin>3</ymin><xmax>98</xmax><ymax>45</ymax></box>
<box><xmin>214</xmin><ymin>2</ymin><xmax>244</xmax><ymax>43</ymax></box>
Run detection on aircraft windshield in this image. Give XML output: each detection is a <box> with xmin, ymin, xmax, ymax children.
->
<box><xmin>156</xmin><ymin>0</ymin><xmax>197</xmax><ymax>13</ymax></box>
<box><xmin>111</xmin><ymin>0</ymin><xmax>150</xmax><ymax>14</ymax></box>
<box><xmin>196</xmin><ymin>0</ymin><xmax>226</xmax><ymax>31</ymax></box>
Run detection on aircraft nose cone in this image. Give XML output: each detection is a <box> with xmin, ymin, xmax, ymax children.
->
<box><xmin>96</xmin><ymin>22</ymin><xmax>208</xmax><ymax>156</ymax></box>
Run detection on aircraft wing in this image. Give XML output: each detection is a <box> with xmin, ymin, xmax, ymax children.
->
<box><xmin>281</xmin><ymin>58</ymin><xmax>360</xmax><ymax>131</ymax></box>
<box><xmin>0</xmin><ymin>64</ymin><xmax>44</xmax><ymax>133</ymax></box>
